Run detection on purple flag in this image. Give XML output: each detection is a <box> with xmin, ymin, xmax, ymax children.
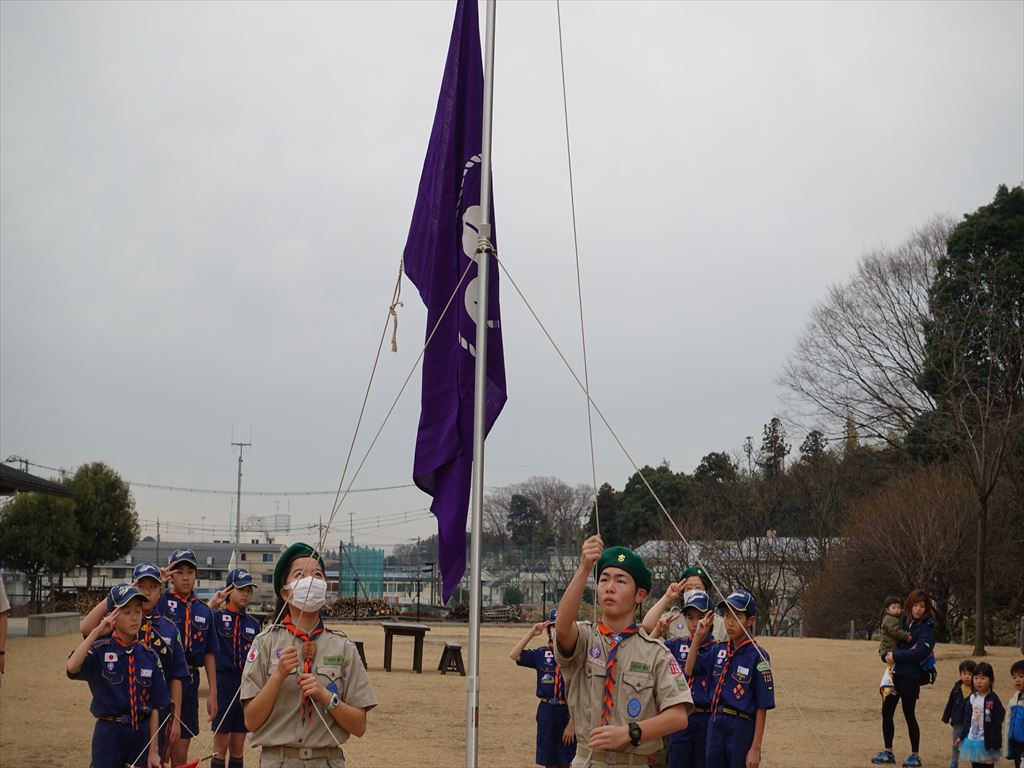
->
<box><xmin>403</xmin><ymin>0</ymin><xmax>507</xmax><ymax>604</ymax></box>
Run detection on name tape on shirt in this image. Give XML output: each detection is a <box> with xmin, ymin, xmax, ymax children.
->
<box><xmin>141</xmin><ymin>668</ymin><xmax>153</xmax><ymax>678</ymax></box>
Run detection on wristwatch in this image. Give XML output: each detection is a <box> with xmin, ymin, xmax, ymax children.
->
<box><xmin>324</xmin><ymin>692</ymin><xmax>340</xmax><ymax>713</ymax></box>
<box><xmin>627</xmin><ymin>721</ymin><xmax>642</xmax><ymax>747</ymax></box>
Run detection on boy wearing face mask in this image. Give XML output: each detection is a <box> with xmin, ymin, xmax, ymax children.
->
<box><xmin>648</xmin><ymin>567</ymin><xmax>727</xmax><ymax>645</ymax></box>
<box><xmin>240</xmin><ymin>542</ymin><xmax>377</xmax><ymax>765</ymax></box>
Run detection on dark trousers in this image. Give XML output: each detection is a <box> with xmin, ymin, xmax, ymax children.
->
<box><xmin>91</xmin><ymin>719</ymin><xmax>149</xmax><ymax>768</ymax></box>
<box><xmin>881</xmin><ymin>674</ymin><xmax>920</xmax><ymax>753</ymax></box>
<box><xmin>705</xmin><ymin>713</ymin><xmax>754</xmax><ymax>768</ymax></box>
<box><xmin>668</xmin><ymin>711</ymin><xmax>709</xmax><ymax>768</ymax></box>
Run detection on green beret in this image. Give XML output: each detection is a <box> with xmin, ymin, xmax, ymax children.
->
<box><xmin>679</xmin><ymin>565</ymin><xmax>711</xmax><ymax>589</ymax></box>
<box><xmin>273</xmin><ymin>542</ymin><xmax>327</xmax><ymax>597</ymax></box>
<box><xmin>596</xmin><ymin>546</ymin><xmax>652</xmax><ymax>592</ymax></box>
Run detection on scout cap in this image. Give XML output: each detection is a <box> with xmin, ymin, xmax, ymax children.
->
<box><xmin>273</xmin><ymin>542</ymin><xmax>326</xmax><ymax>596</ymax></box>
<box><xmin>132</xmin><ymin>562</ymin><xmax>162</xmax><ymax>584</ymax></box>
<box><xmin>683</xmin><ymin>590</ymin><xmax>712</xmax><ymax>613</ymax></box>
<box><xmin>679</xmin><ymin>565</ymin><xmax>711</xmax><ymax>589</ymax></box>
<box><xmin>547</xmin><ymin>608</ymin><xmax>558</xmax><ymax>622</ymax></box>
<box><xmin>167</xmin><ymin>548</ymin><xmax>198</xmax><ymax>569</ymax></box>
<box><xmin>717</xmin><ymin>589</ymin><xmax>758</xmax><ymax>617</ymax></box>
<box><xmin>109</xmin><ymin>583</ymin><xmax>146</xmax><ymax>609</ymax></box>
<box><xmin>226</xmin><ymin>568</ymin><xmax>255</xmax><ymax>590</ymax></box>
<box><xmin>596</xmin><ymin>546</ymin><xmax>652</xmax><ymax>592</ymax></box>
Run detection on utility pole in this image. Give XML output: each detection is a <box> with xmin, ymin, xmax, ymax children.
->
<box><xmin>156</xmin><ymin>518</ymin><xmax>161</xmax><ymax>565</ymax></box>
<box><xmin>231</xmin><ymin>438</ymin><xmax>252</xmax><ymax>555</ymax></box>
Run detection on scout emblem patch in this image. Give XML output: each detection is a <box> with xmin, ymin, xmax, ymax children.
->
<box><xmin>589</xmin><ymin>645</ymin><xmax>602</xmax><ymax>659</ymax></box>
<box><xmin>627</xmin><ymin>698</ymin><xmax>642</xmax><ymax>718</ymax></box>
<box><xmin>617</xmin><ymin>554</ymin><xmax>625</xmax><ymax>563</ymax></box>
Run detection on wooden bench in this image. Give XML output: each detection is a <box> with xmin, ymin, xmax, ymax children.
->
<box><xmin>351</xmin><ymin>639</ymin><xmax>367</xmax><ymax>669</ymax></box>
<box><xmin>27</xmin><ymin>612</ymin><xmax>80</xmax><ymax>637</ymax></box>
<box><xmin>438</xmin><ymin>642</ymin><xmax>465</xmax><ymax>676</ymax></box>
<box><xmin>380</xmin><ymin>621</ymin><xmax>430</xmax><ymax>673</ymax></box>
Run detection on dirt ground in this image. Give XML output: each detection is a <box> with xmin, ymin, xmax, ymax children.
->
<box><xmin>0</xmin><ymin>622</ymin><xmax>1020</xmax><ymax>768</ymax></box>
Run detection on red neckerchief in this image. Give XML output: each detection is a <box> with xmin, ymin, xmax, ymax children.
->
<box><xmin>114</xmin><ymin>635</ymin><xmax>141</xmax><ymax>729</ymax></box>
<box><xmin>226</xmin><ymin>604</ymin><xmax>244</xmax><ymax>669</ymax></box>
<box><xmin>170</xmin><ymin>590</ymin><xmax>194</xmax><ymax>654</ymax></box>
<box><xmin>711</xmin><ymin>637</ymin><xmax>752</xmax><ymax>713</ymax></box>
<box><xmin>596</xmin><ymin>619</ymin><xmax>639</xmax><ymax>725</ymax></box>
<box><xmin>548</xmin><ymin>640</ymin><xmax>564</xmax><ymax>704</ymax></box>
<box><xmin>281</xmin><ymin>613</ymin><xmax>325</xmax><ymax>726</ymax></box>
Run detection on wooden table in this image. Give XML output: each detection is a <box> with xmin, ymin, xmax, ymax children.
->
<box><xmin>381</xmin><ymin>621</ymin><xmax>431</xmax><ymax>673</ymax></box>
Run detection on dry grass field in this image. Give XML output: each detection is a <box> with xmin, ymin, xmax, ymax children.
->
<box><xmin>0</xmin><ymin>622</ymin><xmax>1020</xmax><ymax>768</ymax></box>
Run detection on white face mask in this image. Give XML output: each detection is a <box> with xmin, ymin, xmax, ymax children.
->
<box><xmin>682</xmin><ymin>589</ymin><xmax>700</xmax><ymax>604</ymax></box>
<box><xmin>284</xmin><ymin>576</ymin><xmax>327</xmax><ymax>613</ymax></box>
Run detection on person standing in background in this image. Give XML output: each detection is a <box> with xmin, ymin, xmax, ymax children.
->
<box><xmin>0</xmin><ymin>574</ymin><xmax>9</xmax><ymax>683</ymax></box>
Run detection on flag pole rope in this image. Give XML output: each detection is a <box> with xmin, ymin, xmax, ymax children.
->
<box><xmin>495</xmin><ymin>254</ymin><xmax>840</xmax><ymax>768</ymax></box>
<box><xmin>189</xmin><ymin>257</ymin><xmax>475</xmax><ymax>768</ymax></box>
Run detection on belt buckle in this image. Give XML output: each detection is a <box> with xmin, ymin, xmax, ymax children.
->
<box><xmin>299</xmin><ymin>747</ymin><xmax>314</xmax><ymax>760</ymax></box>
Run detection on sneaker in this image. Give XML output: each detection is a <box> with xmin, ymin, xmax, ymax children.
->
<box><xmin>902</xmin><ymin>756</ymin><xmax>922</xmax><ymax>767</ymax></box>
<box><xmin>871</xmin><ymin>752</ymin><xmax>896</xmax><ymax>765</ymax></box>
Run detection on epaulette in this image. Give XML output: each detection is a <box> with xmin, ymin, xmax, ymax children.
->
<box><xmin>322</xmin><ymin>626</ymin><xmax>349</xmax><ymax>639</ymax></box>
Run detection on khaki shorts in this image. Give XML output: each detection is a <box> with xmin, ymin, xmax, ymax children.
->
<box><xmin>572</xmin><ymin>746</ymin><xmax>650</xmax><ymax>766</ymax></box>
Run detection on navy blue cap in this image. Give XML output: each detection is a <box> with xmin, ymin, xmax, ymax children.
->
<box><xmin>547</xmin><ymin>608</ymin><xmax>558</xmax><ymax>622</ymax></box>
<box><xmin>226</xmin><ymin>568</ymin><xmax>255</xmax><ymax>589</ymax></box>
<box><xmin>167</xmin><ymin>548</ymin><xmax>198</xmax><ymax>569</ymax></box>
<box><xmin>132</xmin><ymin>562</ymin><xmax>162</xmax><ymax>584</ymax></box>
<box><xmin>109</xmin><ymin>583</ymin><xmax>145</xmax><ymax>609</ymax></box>
<box><xmin>683</xmin><ymin>590</ymin><xmax>712</xmax><ymax>613</ymax></box>
<box><xmin>717</xmin><ymin>590</ymin><xmax>758</xmax><ymax>617</ymax></box>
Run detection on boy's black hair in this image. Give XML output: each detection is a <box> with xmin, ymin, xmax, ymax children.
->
<box><xmin>880</xmin><ymin>595</ymin><xmax>903</xmax><ymax>622</ymax></box>
<box><xmin>959</xmin><ymin>659</ymin><xmax>978</xmax><ymax>674</ymax></box>
<box><xmin>974</xmin><ymin>661</ymin><xmax>995</xmax><ymax>684</ymax></box>
<box><xmin>1011</xmin><ymin>659</ymin><xmax>1024</xmax><ymax>676</ymax></box>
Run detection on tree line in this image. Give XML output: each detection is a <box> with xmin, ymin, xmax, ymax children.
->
<box><xmin>0</xmin><ymin>462</ymin><xmax>138</xmax><ymax>606</ymax></box>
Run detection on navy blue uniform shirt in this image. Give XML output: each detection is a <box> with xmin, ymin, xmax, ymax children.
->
<box><xmin>68</xmin><ymin>636</ymin><xmax>171</xmax><ymax>721</ymax></box>
<box><xmin>708</xmin><ymin>639</ymin><xmax>775</xmax><ymax>716</ymax></box>
<box><xmin>140</xmin><ymin>614</ymin><xmax>189</xmax><ymax>683</ymax></box>
<box><xmin>156</xmin><ymin>590</ymin><xmax>216</xmax><ymax>668</ymax></box>
<box><xmin>517</xmin><ymin>643</ymin><xmax>566</xmax><ymax>703</ymax></box>
<box><xmin>665</xmin><ymin>636</ymin><xmax>716</xmax><ymax>710</ymax></box>
<box><xmin>212</xmin><ymin>606</ymin><xmax>261</xmax><ymax>673</ymax></box>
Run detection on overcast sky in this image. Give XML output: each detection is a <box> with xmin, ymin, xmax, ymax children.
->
<box><xmin>2</xmin><ymin>0</ymin><xmax>1021</xmax><ymax>553</ymax></box>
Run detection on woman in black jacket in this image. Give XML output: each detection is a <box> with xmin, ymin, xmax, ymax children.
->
<box><xmin>871</xmin><ymin>589</ymin><xmax>936</xmax><ymax>768</ymax></box>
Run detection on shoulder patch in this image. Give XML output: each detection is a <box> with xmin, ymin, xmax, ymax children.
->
<box><xmin>246</xmin><ymin>646</ymin><xmax>259</xmax><ymax>663</ymax></box>
<box><xmin>756</xmin><ymin>660</ymin><xmax>771</xmax><ymax>672</ymax></box>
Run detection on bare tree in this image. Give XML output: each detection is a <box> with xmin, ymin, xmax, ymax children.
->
<box><xmin>780</xmin><ymin>216</ymin><xmax>953</xmax><ymax>442</ymax></box>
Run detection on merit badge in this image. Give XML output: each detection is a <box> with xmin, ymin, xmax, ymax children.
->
<box><xmin>247</xmin><ymin>647</ymin><xmax>259</xmax><ymax>663</ymax></box>
<box><xmin>733</xmin><ymin>683</ymin><xmax>746</xmax><ymax>699</ymax></box>
<box><xmin>542</xmin><ymin>674</ymin><xmax>554</xmax><ymax>684</ymax></box>
<box><xmin>627</xmin><ymin>698</ymin><xmax>642</xmax><ymax>718</ymax></box>
<box><xmin>589</xmin><ymin>645</ymin><xmax>602</xmax><ymax>659</ymax></box>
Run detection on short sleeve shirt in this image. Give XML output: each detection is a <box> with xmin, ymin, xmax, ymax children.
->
<box><xmin>67</xmin><ymin>637</ymin><xmax>171</xmax><ymax>719</ymax></box>
<box><xmin>555</xmin><ymin>621</ymin><xmax>693</xmax><ymax>755</ymax></box>
<box><xmin>240</xmin><ymin>624</ymin><xmax>378</xmax><ymax>749</ymax></box>
<box><xmin>708</xmin><ymin>639</ymin><xmax>775</xmax><ymax>716</ymax></box>
<box><xmin>0</xmin><ymin>576</ymin><xmax>9</xmax><ymax>614</ymax></box>
<box><xmin>140</xmin><ymin>615</ymin><xmax>189</xmax><ymax>682</ymax></box>
<box><xmin>212</xmin><ymin>608</ymin><xmax>261</xmax><ymax>673</ymax></box>
<box><xmin>155</xmin><ymin>591</ymin><xmax>216</xmax><ymax>668</ymax></box>
<box><xmin>517</xmin><ymin>644</ymin><xmax>564</xmax><ymax>703</ymax></box>
<box><xmin>664</xmin><ymin>637</ymin><xmax>716</xmax><ymax>709</ymax></box>
<box><xmin>665</xmin><ymin>613</ymin><xmax>728</xmax><ymax>643</ymax></box>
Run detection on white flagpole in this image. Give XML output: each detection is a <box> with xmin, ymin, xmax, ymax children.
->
<box><xmin>466</xmin><ymin>1</ymin><xmax>496</xmax><ymax>766</ymax></box>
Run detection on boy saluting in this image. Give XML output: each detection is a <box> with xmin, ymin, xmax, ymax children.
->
<box><xmin>555</xmin><ymin>534</ymin><xmax>693</xmax><ymax>767</ymax></box>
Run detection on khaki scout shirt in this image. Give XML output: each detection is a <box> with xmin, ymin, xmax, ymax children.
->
<box><xmin>0</xmin><ymin>576</ymin><xmax>9</xmax><ymax>614</ymax></box>
<box><xmin>240</xmin><ymin>624</ymin><xmax>377</xmax><ymax>749</ymax></box>
<box><xmin>555</xmin><ymin>621</ymin><xmax>693</xmax><ymax>755</ymax></box>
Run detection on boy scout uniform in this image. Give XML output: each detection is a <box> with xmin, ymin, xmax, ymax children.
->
<box><xmin>556</xmin><ymin>547</ymin><xmax>693</xmax><ymax>768</ymax></box>
<box><xmin>240</xmin><ymin>623</ymin><xmax>377</xmax><ymax>767</ymax></box>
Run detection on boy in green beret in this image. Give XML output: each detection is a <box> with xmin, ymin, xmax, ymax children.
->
<box><xmin>555</xmin><ymin>534</ymin><xmax>693</xmax><ymax>767</ymax></box>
